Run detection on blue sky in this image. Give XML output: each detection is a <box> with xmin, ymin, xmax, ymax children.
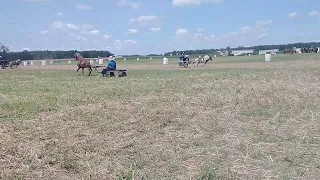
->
<box><xmin>1</xmin><ymin>0</ymin><xmax>320</xmax><ymax>55</ymax></box>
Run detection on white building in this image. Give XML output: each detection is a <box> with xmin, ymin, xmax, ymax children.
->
<box><xmin>231</xmin><ymin>49</ymin><xmax>254</xmax><ymax>56</ymax></box>
<box><xmin>258</xmin><ymin>49</ymin><xmax>279</xmax><ymax>55</ymax></box>
<box><xmin>217</xmin><ymin>50</ymin><xmax>228</xmax><ymax>56</ymax></box>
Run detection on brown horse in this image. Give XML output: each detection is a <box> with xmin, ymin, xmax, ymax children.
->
<box><xmin>74</xmin><ymin>53</ymin><xmax>96</xmax><ymax>76</ymax></box>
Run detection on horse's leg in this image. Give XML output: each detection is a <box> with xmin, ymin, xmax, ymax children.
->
<box><xmin>88</xmin><ymin>67</ymin><xmax>92</xmax><ymax>76</ymax></box>
<box><xmin>201</xmin><ymin>60</ymin><xmax>208</xmax><ymax>67</ymax></box>
<box><xmin>76</xmin><ymin>67</ymin><xmax>81</xmax><ymax>75</ymax></box>
<box><xmin>82</xmin><ymin>68</ymin><xmax>84</xmax><ymax>76</ymax></box>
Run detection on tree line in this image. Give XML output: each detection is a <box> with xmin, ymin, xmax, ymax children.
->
<box><xmin>2</xmin><ymin>41</ymin><xmax>320</xmax><ymax>61</ymax></box>
<box><xmin>164</xmin><ymin>41</ymin><xmax>320</xmax><ymax>56</ymax></box>
<box><xmin>0</xmin><ymin>43</ymin><xmax>114</xmax><ymax>61</ymax></box>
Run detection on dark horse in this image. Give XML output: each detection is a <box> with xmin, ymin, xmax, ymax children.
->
<box><xmin>1</xmin><ymin>60</ymin><xmax>8</xmax><ymax>69</ymax></box>
<box><xmin>284</xmin><ymin>49</ymin><xmax>296</xmax><ymax>54</ymax></box>
<box><xmin>9</xmin><ymin>59</ymin><xmax>22</xmax><ymax>68</ymax></box>
<box><xmin>75</xmin><ymin>53</ymin><xmax>95</xmax><ymax>76</ymax></box>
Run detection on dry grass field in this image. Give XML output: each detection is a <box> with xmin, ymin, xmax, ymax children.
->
<box><xmin>1</xmin><ymin>54</ymin><xmax>320</xmax><ymax>179</ymax></box>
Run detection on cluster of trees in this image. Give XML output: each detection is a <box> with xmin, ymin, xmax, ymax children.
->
<box><xmin>0</xmin><ymin>43</ymin><xmax>114</xmax><ymax>61</ymax></box>
<box><xmin>164</xmin><ymin>42</ymin><xmax>320</xmax><ymax>56</ymax></box>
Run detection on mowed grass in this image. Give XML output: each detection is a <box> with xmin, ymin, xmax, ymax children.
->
<box><xmin>1</xmin><ymin>55</ymin><xmax>320</xmax><ymax>179</ymax></box>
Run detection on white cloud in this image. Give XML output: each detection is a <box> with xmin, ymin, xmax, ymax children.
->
<box><xmin>172</xmin><ymin>0</ymin><xmax>224</xmax><ymax>6</ymax></box>
<box><xmin>82</xmin><ymin>24</ymin><xmax>94</xmax><ymax>30</ymax></box>
<box><xmin>118</xmin><ymin>0</ymin><xmax>139</xmax><ymax>9</ymax></box>
<box><xmin>129</xmin><ymin>15</ymin><xmax>159</xmax><ymax>26</ymax></box>
<box><xmin>229</xmin><ymin>32</ymin><xmax>238</xmax><ymax>36</ymax></box>
<box><xmin>40</xmin><ymin>30</ymin><xmax>48</xmax><ymax>35</ymax></box>
<box><xmin>258</xmin><ymin>28</ymin><xmax>270</xmax><ymax>32</ymax></box>
<box><xmin>51</xmin><ymin>21</ymin><xmax>80</xmax><ymax>30</ymax></box>
<box><xmin>150</xmin><ymin>27</ymin><xmax>160</xmax><ymax>32</ymax></box>
<box><xmin>76</xmin><ymin>4</ymin><xmax>91</xmax><ymax>10</ymax></box>
<box><xmin>91</xmin><ymin>30</ymin><xmax>99</xmax><ymax>35</ymax></box>
<box><xmin>126</xmin><ymin>29</ymin><xmax>139</xmax><ymax>34</ymax></box>
<box><xmin>308</xmin><ymin>10</ymin><xmax>320</xmax><ymax>16</ymax></box>
<box><xmin>288</xmin><ymin>12</ymin><xmax>298</xmax><ymax>18</ymax></box>
<box><xmin>23</xmin><ymin>48</ymin><xmax>30</xmax><ymax>50</ymax></box>
<box><xmin>256</xmin><ymin>20</ymin><xmax>274</xmax><ymax>26</ymax></box>
<box><xmin>70</xmin><ymin>34</ymin><xmax>87</xmax><ymax>41</ymax></box>
<box><xmin>57</xmin><ymin>12</ymin><xmax>63</xmax><ymax>16</ymax></box>
<box><xmin>176</xmin><ymin>28</ymin><xmax>188</xmax><ymax>36</ymax></box>
<box><xmin>124</xmin><ymin>40</ymin><xmax>137</xmax><ymax>44</ymax></box>
<box><xmin>258</xmin><ymin>33</ymin><xmax>268</xmax><ymax>38</ymax></box>
<box><xmin>197</xmin><ymin>28</ymin><xmax>204</xmax><ymax>32</ymax></box>
<box><xmin>51</xmin><ymin>21</ymin><xmax>96</xmax><ymax>33</ymax></box>
<box><xmin>239</xmin><ymin>26</ymin><xmax>252</xmax><ymax>32</ymax></box>
<box><xmin>21</xmin><ymin>0</ymin><xmax>45</xmax><ymax>2</ymax></box>
<box><xmin>104</xmin><ymin>35</ymin><xmax>111</xmax><ymax>39</ymax></box>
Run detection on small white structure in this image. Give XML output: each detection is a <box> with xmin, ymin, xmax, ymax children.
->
<box><xmin>50</xmin><ymin>60</ymin><xmax>53</xmax><ymax>65</ymax></box>
<box><xmin>23</xmin><ymin>61</ymin><xmax>27</xmax><ymax>66</ymax></box>
<box><xmin>89</xmin><ymin>60</ymin><xmax>95</xmax><ymax>66</ymax></box>
<box><xmin>318</xmin><ymin>47</ymin><xmax>320</xmax><ymax>53</ymax></box>
<box><xmin>214</xmin><ymin>55</ymin><xmax>217</xmax><ymax>57</ymax></box>
<box><xmin>68</xmin><ymin>60</ymin><xmax>71</xmax><ymax>64</ymax></box>
<box><xmin>42</xmin><ymin>61</ymin><xmax>46</xmax><ymax>66</ymax></box>
<box><xmin>150</xmin><ymin>57</ymin><xmax>152</xmax><ymax>60</ymax></box>
<box><xmin>95</xmin><ymin>59</ymin><xmax>99</xmax><ymax>64</ymax></box>
<box><xmin>98</xmin><ymin>58</ymin><xmax>103</xmax><ymax>65</ymax></box>
<box><xmin>30</xmin><ymin>61</ymin><xmax>34</xmax><ymax>65</ymax></box>
<box><xmin>137</xmin><ymin>57</ymin><xmax>139</xmax><ymax>60</ymax></box>
<box><xmin>163</xmin><ymin>57</ymin><xmax>168</xmax><ymax>64</ymax></box>
<box><xmin>265</xmin><ymin>54</ymin><xmax>271</xmax><ymax>62</ymax></box>
<box><xmin>124</xmin><ymin>58</ymin><xmax>126</xmax><ymax>61</ymax></box>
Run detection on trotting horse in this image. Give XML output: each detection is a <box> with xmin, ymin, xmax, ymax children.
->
<box><xmin>75</xmin><ymin>53</ymin><xmax>95</xmax><ymax>76</ymax></box>
<box><xmin>193</xmin><ymin>55</ymin><xmax>213</xmax><ymax>67</ymax></box>
<box><xmin>9</xmin><ymin>59</ymin><xmax>22</xmax><ymax>68</ymax></box>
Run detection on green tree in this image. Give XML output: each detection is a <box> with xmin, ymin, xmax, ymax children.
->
<box><xmin>0</xmin><ymin>43</ymin><xmax>10</xmax><ymax>59</ymax></box>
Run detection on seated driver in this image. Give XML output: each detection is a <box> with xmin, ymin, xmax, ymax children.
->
<box><xmin>100</xmin><ymin>56</ymin><xmax>117</xmax><ymax>76</ymax></box>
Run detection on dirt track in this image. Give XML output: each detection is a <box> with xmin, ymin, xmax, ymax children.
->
<box><xmin>7</xmin><ymin>59</ymin><xmax>320</xmax><ymax>71</ymax></box>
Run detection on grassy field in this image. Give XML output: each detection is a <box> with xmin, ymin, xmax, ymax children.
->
<box><xmin>1</xmin><ymin>54</ymin><xmax>320</xmax><ymax>179</ymax></box>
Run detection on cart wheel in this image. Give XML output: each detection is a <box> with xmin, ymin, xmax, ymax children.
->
<box><xmin>110</xmin><ymin>72</ymin><xmax>115</xmax><ymax>77</ymax></box>
<box><xmin>121</xmin><ymin>72</ymin><xmax>127</xmax><ymax>77</ymax></box>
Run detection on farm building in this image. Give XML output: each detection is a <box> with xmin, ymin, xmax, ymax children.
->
<box><xmin>217</xmin><ymin>50</ymin><xmax>229</xmax><ymax>56</ymax></box>
<box><xmin>231</xmin><ymin>49</ymin><xmax>254</xmax><ymax>56</ymax></box>
<box><xmin>258</xmin><ymin>49</ymin><xmax>279</xmax><ymax>55</ymax></box>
